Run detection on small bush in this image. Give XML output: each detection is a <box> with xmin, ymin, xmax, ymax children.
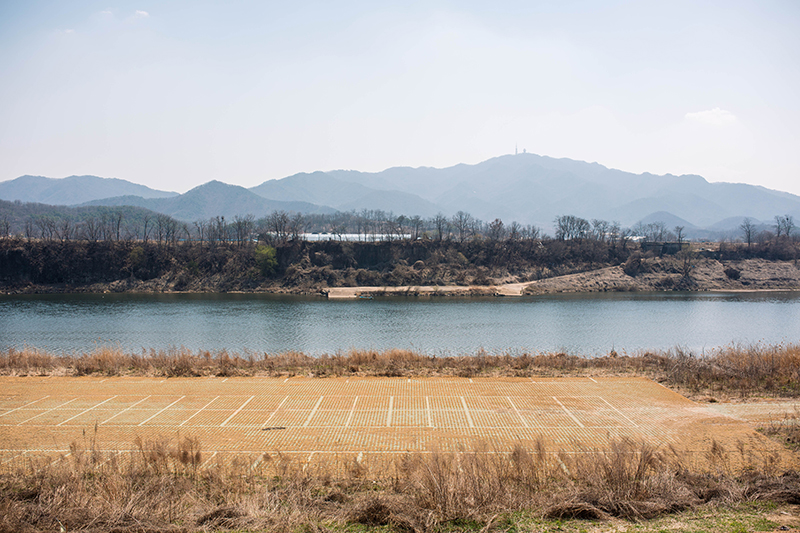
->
<box><xmin>254</xmin><ymin>244</ymin><xmax>278</xmax><ymax>277</ymax></box>
<box><xmin>724</xmin><ymin>266</ymin><xmax>741</xmax><ymax>280</ymax></box>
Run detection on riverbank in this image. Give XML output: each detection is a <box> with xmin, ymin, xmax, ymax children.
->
<box><xmin>3</xmin><ymin>257</ymin><xmax>799</xmax><ymax>297</ymax></box>
<box><xmin>1</xmin><ymin>357</ymin><xmax>798</xmax><ymax>533</ymax></box>
<box><xmin>327</xmin><ymin>257</ymin><xmax>800</xmax><ymax>298</ymax></box>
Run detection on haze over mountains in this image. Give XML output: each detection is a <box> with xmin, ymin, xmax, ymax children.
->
<box><xmin>2</xmin><ymin>154</ymin><xmax>799</xmax><ymax>234</ymax></box>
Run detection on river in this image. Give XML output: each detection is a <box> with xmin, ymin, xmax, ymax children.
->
<box><xmin>1</xmin><ymin>291</ymin><xmax>799</xmax><ymax>356</ymax></box>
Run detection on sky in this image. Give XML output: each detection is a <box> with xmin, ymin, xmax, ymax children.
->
<box><xmin>1</xmin><ymin>0</ymin><xmax>799</xmax><ymax>195</ymax></box>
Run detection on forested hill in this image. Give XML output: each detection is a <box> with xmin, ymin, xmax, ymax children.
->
<box><xmin>4</xmin><ymin>154</ymin><xmax>800</xmax><ymax>231</ymax></box>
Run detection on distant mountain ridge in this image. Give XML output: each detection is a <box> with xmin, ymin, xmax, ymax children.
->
<box><xmin>249</xmin><ymin>154</ymin><xmax>800</xmax><ymax>231</ymax></box>
<box><xmin>0</xmin><ymin>175</ymin><xmax>177</xmax><ymax>205</ymax></box>
<box><xmin>3</xmin><ymin>154</ymin><xmax>800</xmax><ymax>232</ymax></box>
<box><xmin>81</xmin><ymin>181</ymin><xmax>335</xmax><ymax>220</ymax></box>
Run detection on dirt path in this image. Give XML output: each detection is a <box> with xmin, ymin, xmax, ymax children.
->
<box><xmin>324</xmin><ymin>284</ymin><xmax>511</xmax><ymax>298</ymax></box>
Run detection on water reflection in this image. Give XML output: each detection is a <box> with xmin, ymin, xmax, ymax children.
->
<box><xmin>1</xmin><ymin>292</ymin><xmax>799</xmax><ymax>355</ymax></box>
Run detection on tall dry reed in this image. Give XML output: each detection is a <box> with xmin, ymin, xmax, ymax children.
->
<box><xmin>2</xmin><ymin>343</ymin><xmax>800</xmax><ymax>397</ymax></box>
<box><xmin>1</xmin><ymin>435</ymin><xmax>798</xmax><ymax>532</ymax></box>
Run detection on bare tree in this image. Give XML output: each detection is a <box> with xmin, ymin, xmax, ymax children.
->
<box><xmin>522</xmin><ymin>224</ymin><xmax>541</xmax><ymax>240</ymax></box>
<box><xmin>213</xmin><ymin>216</ymin><xmax>227</xmax><ymax>243</ymax></box>
<box><xmin>608</xmin><ymin>221</ymin><xmax>621</xmax><ymax>247</ymax></box>
<box><xmin>181</xmin><ymin>223</ymin><xmax>192</xmax><ymax>243</ymax></box>
<box><xmin>555</xmin><ymin>215</ymin><xmax>590</xmax><ymax>240</ymax></box>
<box><xmin>193</xmin><ymin>219</ymin><xmax>207</xmax><ymax>244</ymax></box>
<box><xmin>410</xmin><ymin>215</ymin><xmax>423</xmax><ymax>240</ymax></box>
<box><xmin>776</xmin><ymin>215</ymin><xmax>795</xmax><ymax>241</ymax></box>
<box><xmin>591</xmin><ymin>219</ymin><xmax>609</xmax><ymax>242</ymax></box>
<box><xmin>452</xmin><ymin>211</ymin><xmax>473</xmax><ymax>243</ymax></box>
<box><xmin>142</xmin><ymin>214</ymin><xmax>152</xmax><ymax>243</ymax></box>
<box><xmin>57</xmin><ymin>219</ymin><xmax>73</xmax><ymax>242</ymax></box>
<box><xmin>233</xmin><ymin>214</ymin><xmax>255</xmax><ymax>246</ymax></box>
<box><xmin>268</xmin><ymin>210</ymin><xmax>290</xmax><ymax>243</ymax></box>
<box><xmin>0</xmin><ymin>215</ymin><xmax>9</xmax><ymax>238</ymax></box>
<box><xmin>740</xmin><ymin>218</ymin><xmax>755</xmax><ymax>248</ymax></box>
<box><xmin>289</xmin><ymin>213</ymin><xmax>305</xmax><ymax>241</ymax></box>
<box><xmin>487</xmin><ymin>218</ymin><xmax>505</xmax><ymax>241</ymax></box>
<box><xmin>674</xmin><ymin>226</ymin><xmax>685</xmax><ymax>245</ymax></box>
<box><xmin>111</xmin><ymin>211</ymin><xmax>123</xmax><ymax>241</ymax></box>
<box><xmin>508</xmin><ymin>221</ymin><xmax>521</xmax><ymax>241</ymax></box>
<box><xmin>433</xmin><ymin>213</ymin><xmax>449</xmax><ymax>241</ymax></box>
<box><xmin>34</xmin><ymin>216</ymin><xmax>56</xmax><ymax>240</ymax></box>
<box><xmin>633</xmin><ymin>221</ymin><xmax>671</xmax><ymax>242</ymax></box>
<box><xmin>394</xmin><ymin>215</ymin><xmax>407</xmax><ymax>239</ymax></box>
<box><xmin>25</xmin><ymin>219</ymin><xmax>34</xmax><ymax>241</ymax></box>
<box><xmin>774</xmin><ymin>215</ymin><xmax>783</xmax><ymax>239</ymax></box>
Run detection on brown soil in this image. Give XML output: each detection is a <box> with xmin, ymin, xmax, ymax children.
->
<box><xmin>524</xmin><ymin>257</ymin><xmax>800</xmax><ymax>295</ymax></box>
<box><xmin>324</xmin><ymin>258</ymin><xmax>800</xmax><ymax>298</ymax></box>
<box><xmin>1</xmin><ymin>376</ymin><xmax>795</xmax><ymax>471</ymax></box>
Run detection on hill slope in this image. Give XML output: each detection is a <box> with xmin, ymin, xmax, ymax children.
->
<box><xmin>314</xmin><ymin>154</ymin><xmax>800</xmax><ymax>227</ymax></box>
<box><xmin>0</xmin><ymin>175</ymin><xmax>177</xmax><ymax>205</ymax></box>
<box><xmin>82</xmin><ymin>181</ymin><xmax>334</xmax><ymax>221</ymax></box>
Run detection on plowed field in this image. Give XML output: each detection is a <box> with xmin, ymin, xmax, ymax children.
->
<box><xmin>0</xmin><ymin>377</ymin><xmax>792</xmax><ymax>469</ymax></box>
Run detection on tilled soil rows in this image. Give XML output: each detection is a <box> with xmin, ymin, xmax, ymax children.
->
<box><xmin>0</xmin><ymin>376</ymin><xmax>793</xmax><ymax>470</ymax></box>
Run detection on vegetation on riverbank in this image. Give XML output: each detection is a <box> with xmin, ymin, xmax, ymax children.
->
<box><xmin>1</xmin><ymin>431</ymin><xmax>798</xmax><ymax>533</ymax></box>
<box><xmin>3</xmin><ymin>342</ymin><xmax>800</xmax><ymax>399</ymax></box>
<box><xmin>1</xmin><ymin>235</ymin><xmax>798</xmax><ymax>295</ymax></box>
<box><xmin>2</xmin><ymin>344</ymin><xmax>799</xmax><ymax>532</ymax></box>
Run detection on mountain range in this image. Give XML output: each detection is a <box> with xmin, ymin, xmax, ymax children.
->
<box><xmin>2</xmin><ymin>154</ymin><xmax>799</xmax><ymax>233</ymax></box>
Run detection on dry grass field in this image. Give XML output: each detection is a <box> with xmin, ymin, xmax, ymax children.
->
<box><xmin>2</xmin><ymin>348</ymin><xmax>800</xmax><ymax>531</ymax></box>
<box><xmin>0</xmin><ymin>376</ymin><xmax>794</xmax><ymax>470</ymax></box>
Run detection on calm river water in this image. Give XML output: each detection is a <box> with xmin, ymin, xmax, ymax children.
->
<box><xmin>1</xmin><ymin>292</ymin><xmax>799</xmax><ymax>356</ymax></box>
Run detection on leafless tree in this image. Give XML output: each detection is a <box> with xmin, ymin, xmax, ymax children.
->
<box><xmin>775</xmin><ymin>215</ymin><xmax>795</xmax><ymax>241</ymax></box>
<box><xmin>34</xmin><ymin>216</ymin><xmax>56</xmax><ymax>240</ymax></box>
<box><xmin>193</xmin><ymin>219</ymin><xmax>207</xmax><ymax>244</ymax></box>
<box><xmin>740</xmin><ymin>218</ymin><xmax>755</xmax><ymax>248</ymax></box>
<box><xmin>608</xmin><ymin>221</ymin><xmax>621</xmax><ymax>247</ymax></box>
<box><xmin>269</xmin><ymin>210</ymin><xmax>290</xmax><ymax>242</ymax></box>
<box><xmin>555</xmin><ymin>215</ymin><xmax>590</xmax><ymax>240</ymax></box>
<box><xmin>521</xmin><ymin>224</ymin><xmax>541</xmax><ymax>240</ymax></box>
<box><xmin>433</xmin><ymin>213</ymin><xmax>449</xmax><ymax>241</ymax></box>
<box><xmin>111</xmin><ymin>211</ymin><xmax>123</xmax><ymax>241</ymax></box>
<box><xmin>591</xmin><ymin>219</ymin><xmax>609</xmax><ymax>242</ymax></box>
<box><xmin>410</xmin><ymin>215</ymin><xmax>423</xmax><ymax>240</ymax></box>
<box><xmin>142</xmin><ymin>214</ymin><xmax>152</xmax><ymax>243</ymax></box>
<box><xmin>233</xmin><ymin>214</ymin><xmax>255</xmax><ymax>246</ymax></box>
<box><xmin>0</xmin><ymin>215</ymin><xmax>9</xmax><ymax>238</ymax></box>
<box><xmin>181</xmin><ymin>223</ymin><xmax>192</xmax><ymax>243</ymax></box>
<box><xmin>487</xmin><ymin>218</ymin><xmax>505</xmax><ymax>241</ymax></box>
<box><xmin>452</xmin><ymin>211</ymin><xmax>473</xmax><ymax>243</ymax></box>
<box><xmin>674</xmin><ymin>226</ymin><xmax>685</xmax><ymax>244</ymax></box>
<box><xmin>633</xmin><ymin>221</ymin><xmax>671</xmax><ymax>242</ymax></box>
<box><xmin>213</xmin><ymin>216</ymin><xmax>227</xmax><ymax>243</ymax></box>
<box><xmin>289</xmin><ymin>213</ymin><xmax>305</xmax><ymax>241</ymax></box>
<box><xmin>57</xmin><ymin>219</ymin><xmax>73</xmax><ymax>242</ymax></box>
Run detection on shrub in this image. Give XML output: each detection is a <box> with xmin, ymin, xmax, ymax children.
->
<box><xmin>254</xmin><ymin>244</ymin><xmax>278</xmax><ymax>277</ymax></box>
<box><xmin>724</xmin><ymin>266</ymin><xmax>741</xmax><ymax>280</ymax></box>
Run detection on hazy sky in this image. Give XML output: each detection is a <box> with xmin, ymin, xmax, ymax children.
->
<box><xmin>1</xmin><ymin>0</ymin><xmax>799</xmax><ymax>195</ymax></box>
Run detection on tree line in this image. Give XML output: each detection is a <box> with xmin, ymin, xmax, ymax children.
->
<box><xmin>1</xmin><ymin>199</ymin><xmax>797</xmax><ymax>249</ymax></box>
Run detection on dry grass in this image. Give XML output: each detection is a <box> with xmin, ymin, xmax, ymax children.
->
<box><xmin>2</xmin><ymin>343</ymin><xmax>800</xmax><ymax>398</ymax></box>
<box><xmin>761</xmin><ymin>407</ymin><xmax>800</xmax><ymax>452</ymax></box>
<box><xmin>1</xmin><ymin>433</ymin><xmax>798</xmax><ymax>533</ymax></box>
